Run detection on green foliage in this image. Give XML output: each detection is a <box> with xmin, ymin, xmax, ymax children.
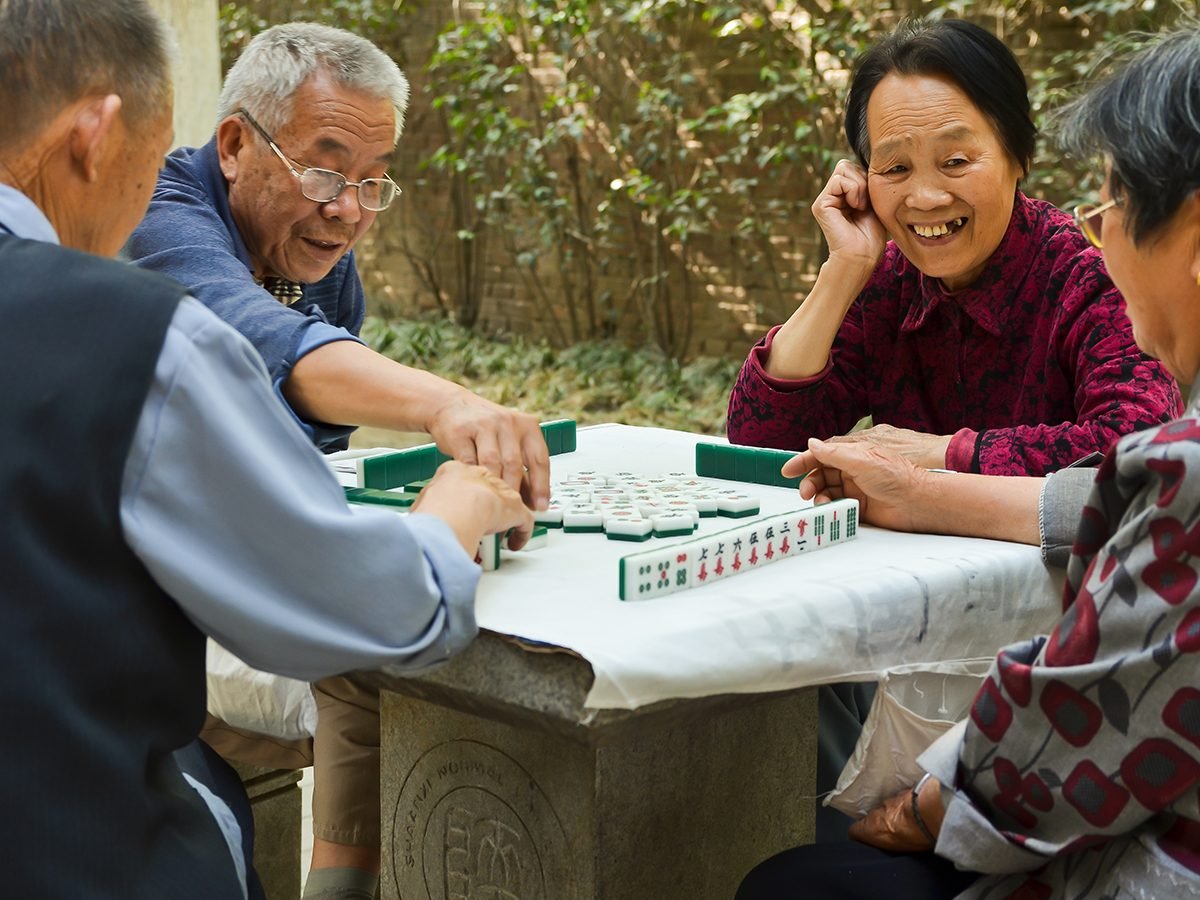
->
<box><xmin>218</xmin><ymin>1</ymin><xmax>407</xmax><ymax>69</ymax></box>
<box><xmin>221</xmin><ymin>0</ymin><xmax>1187</xmax><ymax>361</ymax></box>
<box><xmin>360</xmin><ymin>315</ymin><xmax>742</xmax><ymax>434</ymax></box>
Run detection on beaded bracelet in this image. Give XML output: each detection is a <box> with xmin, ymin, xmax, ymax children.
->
<box><xmin>910</xmin><ymin>772</ymin><xmax>937</xmax><ymax>848</ymax></box>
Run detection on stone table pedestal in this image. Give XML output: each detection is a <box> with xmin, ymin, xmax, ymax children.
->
<box><xmin>372</xmin><ymin>632</ymin><xmax>817</xmax><ymax>900</ymax></box>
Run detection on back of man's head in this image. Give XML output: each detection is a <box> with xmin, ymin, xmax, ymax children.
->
<box><xmin>216</xmin><ymin>22</ymin><xmax>410</xmax><ymax>144</ymax></box>
<box><xmin>0</xmin><ymin>0</ymin><xmax>172</xmax><ymax>155</ymax></box>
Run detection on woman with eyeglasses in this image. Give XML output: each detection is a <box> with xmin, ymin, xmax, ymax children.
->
<box><xmin>736</xmin><ymin>24</ymin><xmax>1200</xmax><ymax>900</ymax></box>
<box><xmin>726</xmin><ymin>18</ymin><xmax>1181</xmax><ymax>478</ymax></box>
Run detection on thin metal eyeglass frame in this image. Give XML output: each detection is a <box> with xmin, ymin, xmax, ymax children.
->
<box><xmin>237</xmin><ymin>107</ymin><xmax>399</xmax><ymax>212</ymax></box>
<box><xmin>1073</xmin><ymin>197</ymin><xmax>1119</xmax><ymax>249</ymax></box>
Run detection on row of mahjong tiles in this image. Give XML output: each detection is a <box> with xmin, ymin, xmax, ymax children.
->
<box><xmin>536</xmin><ymin>471</ymin><xmax>763</xmax><ymax>541</ymax></box>
<box><xmin>332</xmin><ymin>448</ymin><xmax>860</xmax><ymax>598</ymax></box>
<box><xmin>476</xmin><ymin>490</ymin><xmax>860</xmax><ymax>600</ymax></box>
<box><xmin>617</xmin><ymin>497</ymin><xmax>859</xmax><ymax>600</ymax></box>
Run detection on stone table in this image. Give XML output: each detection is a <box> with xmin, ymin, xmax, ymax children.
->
<box><xmin>372</xmin><ymin>634</ymin><xmax>816</xmax><ymax>900</ymax></box>
<box><xmin>363</xmin><ymin>425</ymin><xmax>1062</xmax><ymax>900</ymax></box>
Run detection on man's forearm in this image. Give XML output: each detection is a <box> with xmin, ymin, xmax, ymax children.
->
<box><xmin>283</xmin><ymin>339</ymin><xmax>465</xmax><ymax>432</ymax></box>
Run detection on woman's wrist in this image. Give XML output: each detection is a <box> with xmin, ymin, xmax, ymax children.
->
<box><xmin>910</xmin><ymin>773</ymin><xmax>937</xmax><ymax>848</ymax></box>
<box><xmin>911</xmin><ymin>773</ymin><xmax>945</xmax><ymax>849</ymax></box>
<box><xmin>821</xmin><ymin>252</ymin><xmax>881</xmax><ymax>290</ymax></box>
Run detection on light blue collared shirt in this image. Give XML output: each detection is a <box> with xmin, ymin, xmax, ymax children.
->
<box><xmin>0</xmin><ymin>183</ymin><xmax>482</xmax><ymax>890</ymax></box>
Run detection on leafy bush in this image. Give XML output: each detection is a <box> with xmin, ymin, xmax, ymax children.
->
<box><xmin>360</xmin><ymin>315</ymin><xmax>742</xmax><ymax>434</ymax></box>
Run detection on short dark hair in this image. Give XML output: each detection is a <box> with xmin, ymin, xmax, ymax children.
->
<box><xmin>844</xmin><ymin>18</ymin><xmax>1036</xmax><ymax>176</ymax></box>
<box><xmin>1057</xmin><ymin>25</ymin><xmax>1200</xmax><ymax>245</ymax></box>
<box><xmin>0</xmin><ymin>0</ymin><xmax>172</xmax><ymax>153</ymax></box>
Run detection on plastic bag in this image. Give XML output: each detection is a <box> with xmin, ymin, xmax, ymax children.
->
<box><xmin>824</xmin><ymin>659</ymin><xmax>993</xmax><ymax>819</ymax></box>
<box><xmin>205</xmin><ymin>640</ymin><xmax>318</xmax><ymax>741</ymax></box>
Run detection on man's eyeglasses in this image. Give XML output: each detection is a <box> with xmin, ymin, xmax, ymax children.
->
<box><xmin>238</xmin><ymin>108</ymin><xmax>399</xmax><ymax>212</ymax></box>
<box><xmin>1073</xmin><ymin>197</ymin><xmax>1120</xmax><ymax>250</ymax></box>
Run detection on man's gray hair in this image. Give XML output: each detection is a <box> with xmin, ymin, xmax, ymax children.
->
<box><xmin>217</xmin><ymin>23</ymin><xmax>410</xmax><ymax>144</ymax></box>
<box><xmin>0</xmin><ymin>0</ymin><xmax>173</xmax><ymax>154</ymax></box>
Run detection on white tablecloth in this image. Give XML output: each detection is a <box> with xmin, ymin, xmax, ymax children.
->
<box><xmin>467</xmin><ymin>424</ymin><xmax>1063</xmax><ymax>710</ymax></box>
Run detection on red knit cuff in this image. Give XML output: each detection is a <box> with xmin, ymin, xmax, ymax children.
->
<box><xmin>945</xmin><ymin>428</ymin><xmax>980</xmax><ymax>472</ymax></box>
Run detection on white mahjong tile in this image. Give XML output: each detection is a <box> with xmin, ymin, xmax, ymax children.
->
<box><xmin>779</xmin><ymin>511</ymin><xmax>812</xmax><ymax>556</ymax></box>
<box><xmin>619</xmin><ymin>544</ymin><xmax>691</xmax><ymax>600</ymax></box>
<box><xmin>688</xmin><ymin>534</ymin><xmax>733</xmax><ymax>587</ymax></box>
<box><xmin>741</xmin><ymin>524</ymin><xmax>766</xmax><ymax>569</ymax></box>
<box><xmin>644</xmin><ymin>477</ymin><xmax>677</xmax><ymax>488</ymax></box>
<box><xmin>715</xmin><ymin>493</ymin><xmax>760</xmax><ymax>517</ymax></box>
<box><xmin>602</xmin><ymin>507</ymin><xmax>639</xmax><ymax>523</ymax></box>
<box><xmin>820</xmin><ymin>498</ymin><xmax>859</xmax><ymax>545</ymax></box>
<box><xmin>553</xmin><ymin>492</ymin><xmax>590</xmax><ymax>506</ymax></box>
<box><xmin>474</xmin><ymin>534</ymin><xmax>501</xmax><ymax>571</ymax></box>
<box><xmin>636</xmin><ymin>499</ymin><xmax>664</xmax><ymax>517</ymax></box>
<box><xmin>562</xmin><ymin>506</ymin><xmax>604</xmax><ymax>530</ymax></box>
<box><xmin>720</xmin><ymin>527</ymin><xmax>755</xmax><ymax>576</ymax></box>
<box><xmin>651</xmin><ymin>512</ymin><xmax>695</xmax><ymax>538</ymax></box>
<box><xmin>750</xmin><ymin>515</ymin><xmax>790</xmax><ymax>566</ymax></box>
<box><xmin>659</xmin><ymin>498</ymin><xmax>700</xmax><ymax>524</ymax></box>
<box><xmin>597</xmin><ymin>498</ymin><xmax>635</xmax><ymax>510</ymax></box>
<box><xmin>605</xmin><ymin>516</ymin><xmax>654</xmax><ymax>542</ymax></box>
<box><xmin>533</xmin><ymin>504</ymin><xmax>564</xmax><ymax>527</ymax></box>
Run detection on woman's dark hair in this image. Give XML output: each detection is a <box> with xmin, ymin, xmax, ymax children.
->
<box><xmin>1057</xmin><ymin>24</ymin><xmax>1200</xmax><ymax>245</ymax></box>
<box><xmin>844</xmin><ymin>18</ymin><xmax>1036</xmax><ymax>176</ymax></box>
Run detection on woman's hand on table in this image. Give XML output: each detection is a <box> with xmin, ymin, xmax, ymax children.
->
<box><xmin>825</xmin><ymin>424</ymin><xmax>953</xmax><ymax>470</ymax></box>
<box><xmin>782</xmin><ymin>438</ymin><xmax>930</xmax><ymax>533</ymax></box>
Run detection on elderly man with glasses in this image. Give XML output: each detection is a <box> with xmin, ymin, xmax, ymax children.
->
<box><xmin>126</xmin><ymin>22</ymin><xmax>543</xmax><ymax>900</ymax></box>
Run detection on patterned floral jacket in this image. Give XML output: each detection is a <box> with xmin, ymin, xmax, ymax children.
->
<box><xmin>921</xmin><ymin>392</ymin><xmax>1200</xmax><ymax>899</ymax></box>
<box><xmin>726</xmin><ymin>193</ymin><xmax>1182</xmax><ymax>476</ymax></box>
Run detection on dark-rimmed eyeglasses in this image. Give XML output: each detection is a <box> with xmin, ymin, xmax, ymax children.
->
<box><xmin>1073</xmin><ymin>197</ymin><xmax>1120</xmax><ymax>250</ymax></box>
<box><xmin>238</xmin><ymin>108</ymin><xmax>399</xmax><ymax>212</ymax></box>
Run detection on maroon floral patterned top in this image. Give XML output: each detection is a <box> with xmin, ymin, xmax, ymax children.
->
<box><xmin>920</xmin><ymin>394</ymin><xmax>1200</xmax><ymax>898</ymax></box>
<box><xmin>726</xmin><ymin>193</ymin><xmax>1182</xmax><ymax>476</ymax></box>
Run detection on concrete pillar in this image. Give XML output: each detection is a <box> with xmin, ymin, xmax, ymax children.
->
<box><xmin>146</xmin><ymin>0</ymin><xmax>221</xmax><ymax>148</ymax></box>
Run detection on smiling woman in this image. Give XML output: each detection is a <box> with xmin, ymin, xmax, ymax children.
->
<box><xmin>861</xmin><ymin>74</ymin><xmax>1025</xmax><ymax>293</ymax></box>
<box><xmin>734</xmin><ymin>23</ymin><xmax>1200</xmax><ymax>900</ymax></box>
<box><xmin>725</xmin><ymin>17</ymin><xmax>1182</xmax><ymax>479</ymax></box>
